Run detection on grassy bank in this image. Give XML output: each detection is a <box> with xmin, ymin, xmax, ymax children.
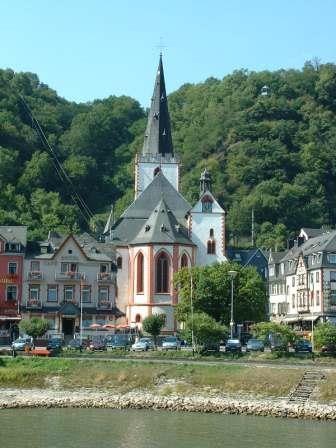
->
<box><xmin>0</xmin><ymin>357</ymin><xmax>305</xmax><ymax>398</ymax></box>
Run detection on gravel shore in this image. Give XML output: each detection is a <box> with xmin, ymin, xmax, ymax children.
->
<box><xmin>1</xmin><ymin>388</ymin><xmax>336</xmax><ymax>420</ymax></box>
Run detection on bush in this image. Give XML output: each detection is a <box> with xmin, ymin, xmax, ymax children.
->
<box><xmin>314</xmin><ymin>323</ymin><xmax>336</xmax><ymax>350</ymax></box>
<box><xmin>142</xmin><ymin>314</ymin><xmax>166</xmax><ymax>347</ymax></box>
<box><xmin>251</xmin><ymin>322</ymin><xmax>297</xmax><ymax>346</ymax></box>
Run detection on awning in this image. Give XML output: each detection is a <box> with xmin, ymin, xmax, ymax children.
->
<box><xmin>0</xmin><ymin>316</ymin><xmax>21</xmax><ymax>321</ymax></box>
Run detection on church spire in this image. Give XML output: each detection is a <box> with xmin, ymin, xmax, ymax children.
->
<box><xmin>200</xmin><ymin>168</ymin><xmax>212</xmax><ymax>196</ymax></box>
<box><xmin>142</xmin><ymin>54</ymin><xmax>174</xmax><ymax>156</ymax></box>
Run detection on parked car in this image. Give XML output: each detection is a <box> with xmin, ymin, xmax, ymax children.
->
<box><xmin>66</xmin><ymin>339</ymin><xmax>84</xmax><ymax>351</ymax></box>
<box><xmin>294</xmin><ymin>339</ymin><xmax>312</xmax><ymax>353</ymax></box>
<box><xmin>246</xmin><ymin>339</ymin><xmax>265</xmax><ymax>352</ymax></box>
<box><xmin>161</xmin><ymin>336</ymin><xmax>181</xmax><ymax>350</ymax></box>
<box><xmin>225</xmin><ymin>338</ymin><xmax>242</xmax><ymax>353</ymax></box>
<box><xmin>47</xmin><ymin>338</ymin><xmax>64</xmax><ymax>351</ymax></box>
<box><xmin>130</xmin><ymin>337</ymin><xmax>154</xmax><ymax>352</ymax></box>
<box><xmin>105</xmin><ymin>334</ymin><xmax>133</xmax><ymax>350</ymax></box>
<box><xmin>89</xmin><ymin>337</ymin><xmax>106</xmax><ymax>351</ymax></box>
<box><xmin>320</xmin><ymin>343</ymin><xmax>336</xmax><ymax>355</ymax></box>
<box><xmin>270</xmin><ymin>340</ymin><xmax>288</xmax><ymax>352</ymax></box>
<box><xmin>11</xmin><ymin>337</ymin><xmax>34</xmax><ymax>351</ymax></box>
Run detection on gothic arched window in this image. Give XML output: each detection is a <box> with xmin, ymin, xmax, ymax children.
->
<box><xmin>154</xmin><ymin>167</ymin><xmax>161</xmax><ymax>177</ymax></box>
<box><xmin>209</xmin><ymin>228</ymin><xmax>214</xmax><ymax>238</ymax></box>
<box><xmin>117</xmin><ymin>256</ymin><xmax>122</xmax><ymax>269</ymax></box>
<box><xmin>136</xmin><ymin>252</ymin><xmax>144</xmax><ymax>293</ymax></box>
<box><xmin>156</xmin><ymin>252</ymin><xmax>170</xmax><ymax>293</ymax></box>
<box><xmin>181</xmin><ymin>253</ymin><xmax>188</xmax><ymax>268</ymax></box>
<box><xmin>207</xmin><ymin>240</ymin><xmax>216</xmax><ymax>255</ymax></box>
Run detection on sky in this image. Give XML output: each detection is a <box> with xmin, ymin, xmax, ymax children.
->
<box><xmin>1</xmin><ymin>0</ymin><xmax>336</xmax><ymax>107</ymax></box>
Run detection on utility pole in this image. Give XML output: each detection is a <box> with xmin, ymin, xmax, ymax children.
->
<box><xmin>251</xmin><ymin>208</ymin><xmax>255</xmax><ymax>247</ymax></box>
<box><xmin>190</xmin><ymin>272</ymin><xmax>195</xmax><ymax>355</ymax></box>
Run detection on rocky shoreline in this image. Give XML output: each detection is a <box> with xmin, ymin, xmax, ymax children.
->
<box><xmin>1</xmin><ymin>388</ymin><xmax>336</xmax><ymax>420</ymax></box>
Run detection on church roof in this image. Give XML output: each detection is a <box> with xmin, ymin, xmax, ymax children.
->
<box><xmin>111</xmin><ymin>171</ymin><xmax>192</xmax><ymax>246</ymax></box>
<box><xmin>132</xmin><ymin>198</ymin><xmax>194</xmax><ymax>245</ymax></box>
<box><xmin>142</xmin><ymin>55</ymin><xmax>174</xmax><ymax>156</ymax></box>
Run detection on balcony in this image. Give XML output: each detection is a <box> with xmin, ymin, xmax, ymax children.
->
<box><xmin>97</xmin><ymin>272</ymin><xmax>114</xmax><ymax>282</ymax></box>
<box><xmin>28</xmin><ymin>271</ymin><xmax>43</xmax><ymax>281</ymax></box>
<box><xmin>55</xmin><ymin>272</ymin><xmax>85</xmax><ymax>281</ymax></box>
<box><xmin>26</xmin><ymin>299</ymin><xmax>42</xmax><ymax>309</ymax></box>
<box><xmin>97</xmin><ymin>300</ymin><xmax>113</xmax><ymax>310</ymax></box>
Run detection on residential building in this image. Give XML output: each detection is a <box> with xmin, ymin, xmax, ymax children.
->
<box><xmin>227</xmin><ymin>247</ymin><xmax>268</xmax><ymax>280</ymax></box>
<box><xmin>0</xmin><ymin>226</ymin><xmax>27</xmax><ymax>344</ymax></box>
<box><xmin>22</xmin><ymin>232</ymin><xmax>120</xmax><ymax>340</ymax></box>
<box><xmin>268</xmin><ymin>229</ymin><xmax>336</xmax><ymax>328</ymax></box>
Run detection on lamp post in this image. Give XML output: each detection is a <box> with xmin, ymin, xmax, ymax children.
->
<box><xmin>228</xmin><ymin>270</ymin><xmax>238</xmax><ymax>338</ymax></box>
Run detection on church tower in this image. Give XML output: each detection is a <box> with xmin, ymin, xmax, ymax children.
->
<box><xmin>190</xmin><ymin>169</ymin><xmax>227</xmax><ymax>266</ymax></box>
<box><xmin>134</xmin><ymin>55</ymin><xmax>180</xmax><ymax>198</ymax></box>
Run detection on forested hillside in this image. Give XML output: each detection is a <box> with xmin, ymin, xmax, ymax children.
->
<box><xmin>1</xmin><ymin>61</ymin><xmax>336</xmax><ymax>247</ymax></box>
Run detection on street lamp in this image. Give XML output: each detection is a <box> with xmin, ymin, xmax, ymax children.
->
<box><xmin>228</xmin><ymin>270</ymin><xmax>238</xmax><ymax>338</ymax></box>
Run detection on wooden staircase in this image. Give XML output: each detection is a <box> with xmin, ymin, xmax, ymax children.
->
<box><xmin>288</xmin><ymin>370</ymin><xmax>326</xmax><ymax>404</ymax></box>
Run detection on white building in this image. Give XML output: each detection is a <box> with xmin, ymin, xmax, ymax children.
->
<box><xmin>269</xmin><ymin>229</ymin><xmax>336</xmax><ymax>328</ymax></box>
<box><xmin>22</xmin><ymin>232</ymin><xmax>119</xmax><ymax>339</ymax></box>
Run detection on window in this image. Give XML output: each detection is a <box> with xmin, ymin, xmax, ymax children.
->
<box><xmin>47</xmin><ymin>285</ymin><xmax>58</xmax><ymax>302</ymax></box>
<box><xmin>207</xmin><ymin>240</ymin><xmax>216</xmax><ymax>255</ymax></box>
<box><xmin>81</xmin><ymin>286</ymin><xmax>91</xmax><ymax>303</ymax></box>
<box><xmin>153</xmin><ymin>167</ymin><xmax>161</xmax><ymax>177</ymax></box>
<box><xmin>46</xmin><ymin>317</ymin><xmax>55</xmax><ymax>330</ymax></box>
<box><xmin>269</xmin><ymin>265</ymin><xmax>275</xmax><ymax>276</ymax></box>
<box><xmin>96</xmin><ymin>315</ymin><xmax>106</xmax><ymax>326</ymax></box>
<box><xmin>7</xmin><ymin>285</ymin><xmax>17</xmax><ymax>301</ymax></box>
<box><xmin>330</xmin><ymin>271</ymin><xmax>336</xmax><ymax>282</ymax></box>
<box><xmin>61</xmin><ymin>263</ymin><xmax>77</xmax><ymax>273</ymax></box>
<box><xmin>201</xmin><ymin>195</ymin><xmax>213</xmax><ymax>213</ymax></box>
<box><xmin>100</xmin><ymin>264</ymin><xmax>108</xmax><ymax>273</ymax></box>
<box><xmin>310</xmin><ymin>291</ymin><xmax>314</xmax><ymax>307</ymax></box>
<box><xmin>327</xmin><ymin>254</ymin><xmax>336</xmax><ymax>264</ymax></box>
<box><xmin>316</xmin><ymin>272</ymin><xmax>320</xmax><ymax>283</ymax></box>
<box><xmin>135</xmin><ymin>314</ymin><xmax>141</xmax><ymax>323</ymax></box>
<box><xmin>330</xmin><ymin>292</ymin><xmax>336</xmax><ymax>306</ymax></box>
<box><xmin>209</xmin><ymin>228</ymin><xmax>214</xmax><ymax>238</ymax></box>
<box><xmin>8</xmin><ymin>262</ymin><xmax>17</xmax><ymax>275</ymax></box>
<box><xmin>292</xmin><ymin>276</ymin><xmax>295</xmax><ymax>287</ymax></box>
<box><xmin>312</xmin><ymin>254</ymin><xmax>317</xmax><ymax>265</ymax></box>
<box><xmin>64</xmin><ymin>285</ymin><xmax>75</xmax><ymax>302</ymax></box>
<box><xmin>136</xmin><ymin>252</ymin><xmax>144</xmax><ymax>293</ymax></box>
<box><xmin>98</xmin><ymin>287</ymin><xmax>109</xmax><ymax>301</ymax></box>
<box><xmin>181</xmin><ymin>253</ymin><xmax>188</xmax><ymax>268</ymax></box>
<box><xmin>310</xmin><ymin>273</ymin><xmax>314</xmax><ymax>284</ymax></box>
<box><xmin>280</xmin><ymin>263</ymin><xmax>284</xmax><ymax>275</ymax></box>
<box><xmin>29</xmin><ymin>285</ymin><xmax>39</xmax><ymax>301</ymax></box>
<box><xmin>156</xmin><ymin>252</ymin><xmax>170</xmax><ymax>293</ymax></box>
<box><xmin>316</xmin><ymin>291</ymin><xmax>320</xmax><ymax>306</ymax></box>
<box><xmin>286</xmin><ymin>285</ymin><xmax>289</xmax><ymax>295</ymax></box>
<box><xmin>117</xmin><ymin>256</ymin><xmax>122</xmax><ymax>269</ymax></box>
<box><xmin>292</xmin><ymin>294</ymin><xmax>296</xmax><ymax>308</ymax></box>
<box><xmin>31</xmin><ymin>261</ymin><xmax>40</xmax><ymax>271</ymax></box>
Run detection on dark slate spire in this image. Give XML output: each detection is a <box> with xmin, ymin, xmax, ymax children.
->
<box><xmin>142</xmin><ymin>55</ymin><xmax>174</xmax><ymax>156</ymax></box>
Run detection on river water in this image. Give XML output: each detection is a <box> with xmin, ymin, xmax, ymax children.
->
<box><xmin>0</xmin><ymin>408</ymin><xmax>335</xmax><ymax>448</ymax></box>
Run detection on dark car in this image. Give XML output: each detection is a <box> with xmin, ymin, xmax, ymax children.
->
<box><xmin>321</xmin><ymin>343</ymin><xmax>336</xmax><ymax>355</ymax></box>
<box><xmin>47</xmin><ymin>338</ymin><xmax>64</xmax><ymax>351</ymax></box>
<box><xmin>294</xmin><ymin>339</ymin><xmax>312</xmax><ymax>353</ymax></box>
<box><xmin>66</xmin><ymin>339</ymin><xmax>84</xmax><ymax>351</ymax></box>
<box><xmin>105</xmin><ymin>334</ymin><xmax>132</xmax><ymax>350</ymax></box>
<box><xmin>246</xmin><ymin>339</ymin><xmax>265</xmax><ymax>352</ymax></box>
<box><xmin>270</xmin><ymin>340</ymin><xmax>288</xmax><ymax>352</ymax></box>
<box><xmin>89</xmin><ymin>337</ymin><xmax>106</xmax><ymax>351</ymax></box>
<box><xmin>225</xmin><ymin>338</ymin><xmax>242</xmax><ymax>353</ymax></box>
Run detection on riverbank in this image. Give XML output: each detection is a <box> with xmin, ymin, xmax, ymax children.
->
<box><xmin>1</xmin><ymin>387</ymin><xmax>336</xmax><ymax>421</ymax></box>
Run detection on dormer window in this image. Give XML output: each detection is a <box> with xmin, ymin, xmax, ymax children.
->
<box><xmin>154</xmin><ymin>167</ymin><xmax>161</xmax><ymax>177</ymax></box>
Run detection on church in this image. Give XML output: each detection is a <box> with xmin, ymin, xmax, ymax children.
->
<box><xmin>107</xmin><ymin>56</ymin><xmax>227</xmax><ymax>332</ymax></box>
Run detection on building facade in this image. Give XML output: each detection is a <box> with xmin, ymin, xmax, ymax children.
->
<box><xmin>108</xmin><ymin>56</ymin><xmax>227</xmax><ymax>332</ymax></box>
<box><xmin>21</xmin><ymin>232</ymin><xmax>119</xmax><ymax>339</ymax></box>
<box><xmin>269</xmin><ymin>229</ymin><xmax>336</xmax><ymax>328</ymax></box>
<box><xmin>0</xmin><ymin>226</ymin><xmax>27</xmax><ymax>344</ymax></box>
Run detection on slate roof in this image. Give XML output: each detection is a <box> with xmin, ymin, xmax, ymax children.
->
<box><xmin>0</xmin><ymin>226</ymin><xmax>27</xmax><ymax>246</ymax></box>
<box><xmin>142</xmin><ymin>54</ymin><xmax>174</xmax><ymax>156</ymax></box>
<box><xmin>132</xmin><ymin>198</ymin><xmax>194</xmax><ymax>245</ymax></box>
<box><xmin>227</xmin><ymin>248</ymin><xmax>267</xmax><ymax>266</ymax></box>
<box><xmin>112</xmin><ymin>171</ymin><xmax>192</xmax><ymax>246</ymax></box>
<box><xmin>301</xmin><ymin>227</ymin><xmax>325</xmax><ymax>239</ymax></box>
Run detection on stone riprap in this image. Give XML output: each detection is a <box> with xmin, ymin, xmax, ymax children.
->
<box><xmin>0</xmin><ymin>388</ymin><xmax>336</xmax><ymax>420</ymax></box>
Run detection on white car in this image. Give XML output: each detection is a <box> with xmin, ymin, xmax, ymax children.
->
<box><xmin>131</xmin><ymin>337</ymin><xmax>154</xmax><ymax>352</ymax></box>
<box><xmin>161</xmin><ymin>336</ymin><xmax>181</xmax><ymax>350</ymax></box>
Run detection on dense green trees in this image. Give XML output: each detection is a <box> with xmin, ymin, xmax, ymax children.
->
<box><xmin>1</xmin><ymin>62</ymin><xmax>336</xmax><ymax>244</ymax></box>
<box><xmin>174</xmin><ymin>262</ymin><xmax>267</xmax><ymax>326</ymax></box>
